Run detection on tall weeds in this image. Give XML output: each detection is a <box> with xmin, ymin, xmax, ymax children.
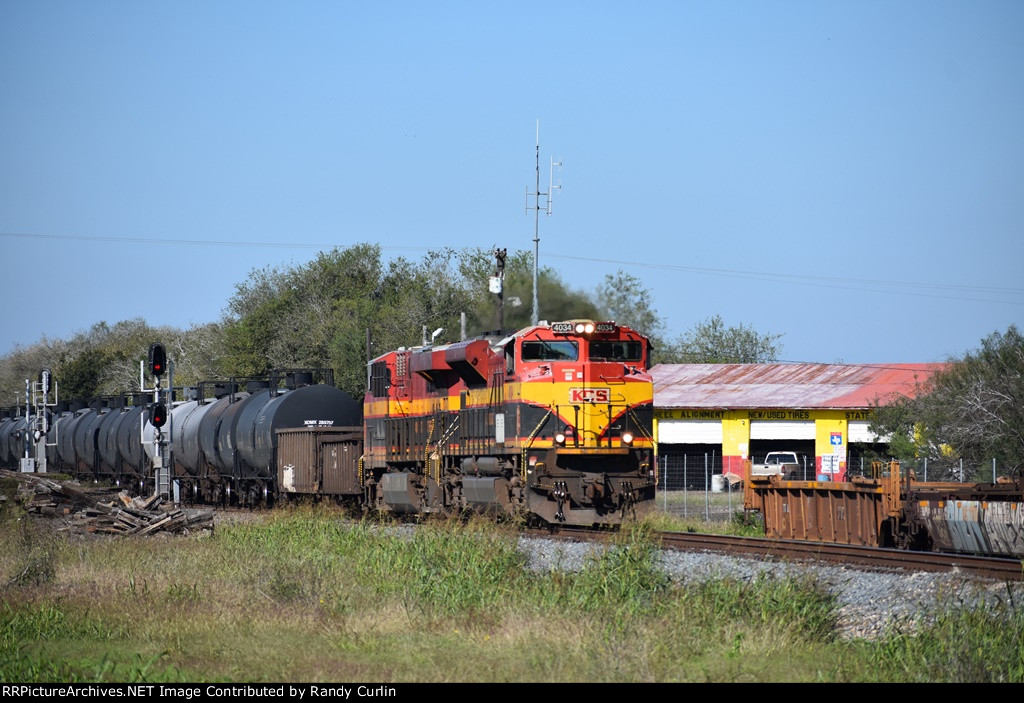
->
<box><xmin>1</xmin><ymin>509</ymin><xmax>1019</xmax><ymax>682</ymax></box>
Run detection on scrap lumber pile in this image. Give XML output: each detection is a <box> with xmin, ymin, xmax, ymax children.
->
<box><xmin>1</xmin><ymin>469</ymin><xmax>214</xmax><ymax>536</ymax></box>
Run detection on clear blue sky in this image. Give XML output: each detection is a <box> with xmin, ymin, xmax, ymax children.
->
<box><xmin>2</xmin><ymin>1</ymin><xmax>1022</xmax><ymax>364</ymax></box>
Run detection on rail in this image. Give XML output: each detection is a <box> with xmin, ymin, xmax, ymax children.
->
<box><xmin>533</xmin><ymin>526</ymin><xmax>1024</xmax><ymax>582</ymax></box>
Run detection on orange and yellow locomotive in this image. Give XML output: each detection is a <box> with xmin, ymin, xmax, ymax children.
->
<box><xmin>362</xmin><ymin>320</ymin><xmax>656</xmax><ymax>526</ymax></box>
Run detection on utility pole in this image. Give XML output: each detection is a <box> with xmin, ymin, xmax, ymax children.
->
<box><xmin>525</xmin><ymin>120</ymin><xmax>561</xmax><ymax>327</ymax></box>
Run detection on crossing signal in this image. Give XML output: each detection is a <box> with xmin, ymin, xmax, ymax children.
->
<box><xmin>150</xmin><ymin>403</ymin><xmax>168</xmax><ymax>428</ymax></box>
<box><xmin>148</xmin><ymin>343</ymin><xmax>167</xmax><ymax>377</ymax></box>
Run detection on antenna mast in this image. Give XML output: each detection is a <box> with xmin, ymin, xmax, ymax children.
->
<box><xmin>525</xmin><ymin>120</ymin><xmax>561</xmax><ymax>326</ymax></box>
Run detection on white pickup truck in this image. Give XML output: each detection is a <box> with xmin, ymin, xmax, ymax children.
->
<box><xmin>751</xmin><ymin>451</ymin><xmax>805</xmax><ymax>479</ymax></box>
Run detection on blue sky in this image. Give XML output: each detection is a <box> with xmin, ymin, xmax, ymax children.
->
<box><xmin>2</xmin><ymin>1</ymin><xmax>1022</xmax><ymax>364</ymax></box>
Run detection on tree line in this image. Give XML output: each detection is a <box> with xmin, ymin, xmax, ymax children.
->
<box><xmin>2</xmin><ymin>242</ymin><xmax>1020</xmax><ymax>472</ymax></box>
<box><xmin>0</xmin><ymin>244</ymin><xmax>784</xmax><ymax>403</ymax></box>
<box><xmin>869</xmin><ymin>326</ymin><xmax>1024</xmax><ymax>475</ymax></box>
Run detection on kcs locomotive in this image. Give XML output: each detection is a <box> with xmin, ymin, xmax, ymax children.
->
<box><xmin>359</xmin><ymin>319</ymin><xmax>656</xmax><ymax>525</ymax></box>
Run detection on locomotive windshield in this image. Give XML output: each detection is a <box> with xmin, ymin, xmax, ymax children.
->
<box><xmin>588</xmin><ymin>341</ymin><xmax>643</xmax><ymax>362</ymax></box>
<box><xmin>521</xmin><ymin>340</ymin><xmax>578</xmax><ymax>362</ymax></box>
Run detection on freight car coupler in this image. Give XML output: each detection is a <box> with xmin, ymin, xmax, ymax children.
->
<box><xmin>618</xmin><ymin>481</ymin><xmax>636</xmax><ymax>513</ymax></box>
<box><xmin>553</xmin><ymin>480</ymin><xmax>569</xmax><ymax>521</ymax></box>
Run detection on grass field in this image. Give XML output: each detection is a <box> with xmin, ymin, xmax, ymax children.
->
<box><xmin>2</xmin><ymin>503</ymin><xmax>1022</xmax><ymax>683</ymax></box>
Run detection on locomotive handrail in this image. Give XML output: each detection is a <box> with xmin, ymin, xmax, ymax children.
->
<box><xmin>425</xmin><ymin>416</ymin><xmax>436</xmax><ymax>484</ymax></box>
<box><xmin>627</xmin><ymin>405</ymin><xmax>654</xmax><ymax>441</ymax></box>
<box><xmin>437</xmin><ymin>414</ymin><xmax>461</xmax><ymax>446</ymax></box>
<box><xmin>520</xmin><ymin>407</ymin><xmax>553</xmax><ymax>482</ymax></box>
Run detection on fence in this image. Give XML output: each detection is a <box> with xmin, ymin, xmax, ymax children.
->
<box><xmin>656</xmin><ymin>451</ymin><xmax>740</xmax><ymax>522</ymax></box>
<box><xmin>854</xmin><ymin>456</ymin><xmax>1021</xmax><ymax>484</ymax></box>
<box><xmin>655</xmin><ymin>451</ymin><xmax>1021</xmax><ymax>522</ymax></box>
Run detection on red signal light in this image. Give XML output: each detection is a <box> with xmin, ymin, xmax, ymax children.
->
<box><xmin>150</xmin><ymin>403</ymin><xmax>167</xmax><ymax>428</ymax></box>
<box><xmin>148</xmin><ymin>343</ymin><xmax>167</xmax><ymax>378</ymax></box>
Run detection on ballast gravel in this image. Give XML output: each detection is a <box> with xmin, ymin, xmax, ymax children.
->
<box><xmin>516</xmin><ymin>535</ymin><xmax>1024</xmax><ymax>641</ymax></box>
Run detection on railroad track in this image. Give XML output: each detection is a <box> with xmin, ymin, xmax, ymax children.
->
<box><xmin>534</xmin><ymin>527</ymin><xmax>1024</xmax><ymax>582</ymax></box>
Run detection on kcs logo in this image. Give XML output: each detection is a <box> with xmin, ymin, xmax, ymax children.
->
<box><xmin>569</xmin><ymin>388</ymin><xmax>610</xmax><ymax>403</ymax></box>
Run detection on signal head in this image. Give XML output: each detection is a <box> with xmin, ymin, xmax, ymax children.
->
<box><xmin>150</xmin><ymin>403</ymin><xmax>167</xmax><ymax>428</ymax></box>
<box><xmin>39</xmin><ymin>368</ymin><xmax>52</xmax><ymax>393</ymax></box>
<box><xmin>148</xmin><ymin>343</ymin><xmax>167</xmax><ymax>377</ymax></box>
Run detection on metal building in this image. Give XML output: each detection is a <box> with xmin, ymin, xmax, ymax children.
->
<box><xmin>651</xmin><ymin>363</ymin><xmax>944</xmax><ymax>482</ymax></box>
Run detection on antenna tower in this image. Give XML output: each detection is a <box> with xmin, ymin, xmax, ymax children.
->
<box><xmin>525</xmin><ymin>120</ymin><xmax>562</xmax><ymax>326</ymax></box>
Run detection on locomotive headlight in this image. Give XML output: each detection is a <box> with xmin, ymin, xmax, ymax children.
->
<box><xmin>621</xmin><ymin>432</ymin><xmax>634</xmax><ymax>445</ymax></box>
<box><xmin>584</xmin><ymin>322</ymin><xmax>595</xmax><ymax>334</ymax></box>
<box><xmin>555</xmin><ymin>432</ymin><xmax>567</xmax><ymax>445</ymax></box>
<box><xmin>574</xmin><ymin>322</ymin><xmax>585</xmax><ymax>334</ymax></box>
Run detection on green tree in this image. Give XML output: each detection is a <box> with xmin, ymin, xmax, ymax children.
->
<box><xmin>55</xmin><ymin>345</ymin><xmax>112</xmax><ymax>399</ymax></box>
<box><xmin>458</xmin><ymin>248</ymin><xmax>600</xmax><ymax>336</ymax></box>
<box><xmin>334</xmin><ymin>248</ymin><xmax>475</xmax><ymax>397</ymax></box>
<box><xmin>0</xmin><ymin>336</ymin><xmax>71</xmax><ymax>404</ymax></box>
<box><xmin>0</xmin><ymin>319</ymin><xmax>200</xmax><ymax>402</ymax></box>
<box><xmin>164</xmin><ymin>322</ymin><xmax>230</xmax><ymax>388</ymax></box>
<box><xmin>871</xmin><ymin>326</ymin><xmax>1024</xmax><ymax>473</ymax></box>
<box><xmin>596</xmin><ymin>269</ymin><xmax>664</xmax><ymax>339</ymax></box>
<box><xmin>221</xmin><ymin>244</ymin><xmax>386</xmax><ymax>380</ymax></box>
<box><xmin>660</xmin><ymin>314</ymin><xmax>783</xmax><ymax>364</ymax></box>
<box><xmin>221</xmin><ymin>243</ymin><xmax>477</xmax><ymax>398</ymax></box>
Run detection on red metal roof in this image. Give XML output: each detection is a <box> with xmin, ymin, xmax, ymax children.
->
<box><xmin>651</xmin><ymin>363</ymin><xmax>946</xmax><ymax>409</ymax></box>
